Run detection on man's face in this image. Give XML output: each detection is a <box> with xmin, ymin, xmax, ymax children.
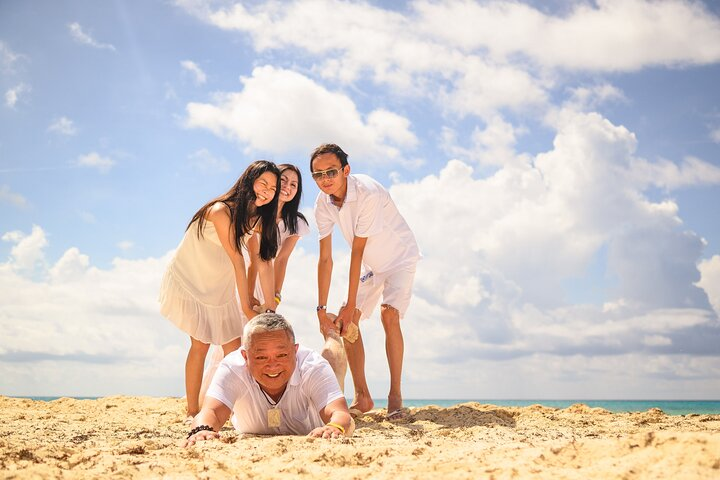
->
<box><xmin>242</xmin><ymin>330</ymin><xmax>298</xmax><ymax>395</ymax></box>
<box><xmin>311</xmin><ymin>152</ymin><xmax>349</xmax><ymax>198</ymax></box>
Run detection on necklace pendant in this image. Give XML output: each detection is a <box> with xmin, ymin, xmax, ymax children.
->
<box><xmin>268</xmin><ymin>408</ymin><xmax>281</xmax><ymax>427</ymax></box>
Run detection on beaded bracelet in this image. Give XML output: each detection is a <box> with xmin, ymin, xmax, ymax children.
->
<box><xmin>187</xmin><ymin>424</ymin><xmax>214</xmax><ymax>439</ymax></box>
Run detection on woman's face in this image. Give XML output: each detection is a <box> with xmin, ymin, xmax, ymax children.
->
<box><xmin>253</xmin><ymin>171</ymin><xmax>278</xmax><ymax>207</ymax></box>
<box><xmin>279</xmin><ymin>169</ymin><xmax>299</xmax><ymax>204</ymax></box>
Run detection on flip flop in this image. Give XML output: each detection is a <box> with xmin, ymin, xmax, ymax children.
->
<box><xmin>386</xmin><ymin>408</ymin><xmax>408</xmax><ymax>421</ymax></box>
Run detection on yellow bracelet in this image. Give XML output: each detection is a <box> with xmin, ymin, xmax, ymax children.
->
<box><xmin>326</xmin><ymin>422</ymin><xmax>345</xmax><ymax>434</ymax></box>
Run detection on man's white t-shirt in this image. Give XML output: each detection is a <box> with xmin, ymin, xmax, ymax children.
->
<box><xmin>206</xmin><ymin>346</ymin><xmax>344</xmax><ymax>435</ymax></box>
<box><xmin>314</xmin><ymin>174</ymin><xmax>420</xmax><ymax>274</ymax></box>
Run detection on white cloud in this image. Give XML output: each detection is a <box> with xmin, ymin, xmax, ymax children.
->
<box><xmin>0</xmin><ymin>185</ymin><xmax>28</xmax><ymax>208</ymax></box>
<box><xmin>48</xmin><ymin>116</ymin><xmax>78</xmax><ymax>136</ymax></box>
<box><xmin>0</xmin><ymin>41</ymin><xmax>24</xmax><ymax>73</ymax></box>
<box><xmin>698</xmin><ymin>255</ymin><xmax>720</xmax><ymax>317</ymax></box>
<box><xmin>442</xmin><ymin>59</ymin><xmax>548</xmax><ymax>117</ymax></box>
<box><xmin>68</xmin><ymin>22</ymin><xmax>116</xmax><ymax>51</ymax></box>
<box><xmin>48</xmin><ymin>247</ymin><xmax>90</xmax><ymax>281</ymax></box>
<box><xmin>443</xmin><ymin>115</ymin><xmax>530</xmax><ymax>168</ymax></box>
<box><xmin>710</xmin><ymin>127</ymin><xmax>720</xmax><ymax>143</ymax></box>
<box><xmin>181</xmin><ymin>60</ymin><xmax>207</xmax><ymax>85</ymax></box>
<box><xmin>0</xmin><ymin>227</ymin><xmax>184</xmax><ymax>396</ymax></box>
<box><xmin>185</xmin><ymin>65</ymin><xmax>418</xmax><ymax>163</ymax></box>
<box><xmin>389</xmin><ymin>108</ymin><xmax>718</xmax><ymax>365</ymax></box>
<box><xmin>76</xmin><ymin>152</ymin><xmax>115</xmax><ymax>173</ymax></box>
<box><xmin>5</xmin><ymin>83</ymin><xmax>30</xmax><ymax>108</ymax></box>
<box><xmin>413</xmin><ymin>0</ymin><xmax>720</xmax><ymax>71</ymax></box>
<box><xmin>190</xmin><ymin>0</ymin><xmax>551</xmax><ymax>115</ymax></box>
<box><xmin>643</xmin><ymin>335</ymin><xmax>672</xmax><ymax>347</ymax></box>
<box><xmin>627</xmin><ymin>156</ymin><xmax>720</xmax><ymax>190</ymax></box>
<box><xmin>1</xmin><ymin>225</ymin><xmax>48</xmax><ymax>272</ymax></box>
<box><xmin>567</xmin><ymin>83</ymin><xmax>626</xmax><ymax>111</ymax></box>
<box><xmin>187</xmin><ymin>148</ymin><xmax>231</xmax><ymax>173</ymax></box>
<box><xmin>177</xmin><ymin>0</ymin><xmax>720</xmax><ymax>121</ymax></box>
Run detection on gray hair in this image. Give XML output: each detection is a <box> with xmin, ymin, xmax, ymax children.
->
<box><xmin>242</xmin><ymin>313</ymin><xmax>295</xmax><ymax>350</ymax></box>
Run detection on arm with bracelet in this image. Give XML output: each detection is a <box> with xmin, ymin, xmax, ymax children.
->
<box><xmin>307</xmin><ymin>396</ymin><xmax>355</xmax><ymax>439</ymax></box>
<box><xmin>182</xmin><ymin>397</ymin><xmax>231</xmax><ymax>447</ymax></box>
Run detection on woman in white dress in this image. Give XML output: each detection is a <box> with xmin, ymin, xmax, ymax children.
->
<box><xmin>159</xmin><ymin>160</ymin><xmax>281</xmax><ymax>418</ymax></box>
<box><xmin>248</xmin><ymin>163</ymin><xmax>310</xmax><ymax>308</ymax></box>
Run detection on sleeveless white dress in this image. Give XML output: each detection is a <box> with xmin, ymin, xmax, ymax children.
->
<box><xmin>159</xmin><ymin>219</ymin><xmax>251</xmax><ymax>345</ymax></box>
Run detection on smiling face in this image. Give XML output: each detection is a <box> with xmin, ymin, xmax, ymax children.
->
<box><xmin>279</xmin><ymin>168</ymin><xmax>299</xmax><ymax>204</ymax></box>
<box><xmin>311</xmin><ymin>152</ymin><xmax>349</xmax><ymax>200</ymax></box>
<box><xmin>242</xmin><ymin>329</ymin><xmax>298</xmax><ymax>397</ymax></box>
<box><xmin>253</xmin><ymin>171</ymin><xmax>278</xmax><ymax>207</ymax></box>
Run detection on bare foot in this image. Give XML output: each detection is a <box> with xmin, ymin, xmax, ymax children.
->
<box><xmin>349</xmin><ymin>392</ymin><xmax>374</xmax><ymax>414</ymax></box>
<box><xmin>387</xmin><ymin>392</ymin><xmax>403</xmax><ymax>414</ymax></box>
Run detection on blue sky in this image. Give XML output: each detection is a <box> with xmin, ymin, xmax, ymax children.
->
<box><xmin>1</xmin><ymin>0</ymin><xmax>720</xmax><ymax>399</ymax></box>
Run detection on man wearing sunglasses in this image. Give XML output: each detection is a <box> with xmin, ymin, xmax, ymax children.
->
<box><xmin>310</xmin><ymin>143</ymin><xmax>420</xmax><ymax>421</ymax></box>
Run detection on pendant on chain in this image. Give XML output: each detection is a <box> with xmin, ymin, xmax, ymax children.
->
<box><xmin>268</xmin><ymin>408</ymin><xmax>281</xmax><ymax>427</ymax></box>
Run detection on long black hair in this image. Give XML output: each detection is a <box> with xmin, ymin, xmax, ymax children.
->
<box><xmin>278</xmin><ymin>163</ymin><xmax>308</xmax><ymax>236</ymax></box>
<box><xmin>188</xmin><ymin>160</ymin><xmax>280</xmax><ymax>261</ymax></box>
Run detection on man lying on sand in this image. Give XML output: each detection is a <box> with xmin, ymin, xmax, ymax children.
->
<box><xmin>184</xmin><ymin>313</ymin><xmax>354</xmax><ymax>446</ymax></box>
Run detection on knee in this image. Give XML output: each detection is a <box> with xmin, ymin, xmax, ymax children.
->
<box><xmin>189</xmin><ymin>339</ymin><xmax>210</xmax><ymax>355</ymax></box>
<box><xmin>380</xmin><ymin>304</ymin><xmax>400</xmax><ymax>326</ymax></box>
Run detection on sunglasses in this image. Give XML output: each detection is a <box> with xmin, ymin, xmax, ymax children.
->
<box><xmin>311</xmin><ymin>167</ymin><xmax>342</xmax><ymax>181</ymax></box>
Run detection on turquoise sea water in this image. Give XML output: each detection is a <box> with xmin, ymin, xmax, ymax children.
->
<box><xmin>395</xmin><ymin>399</ymin><xmax>720</xmax><ymax>416</ymax></box>
<box><xmin>20</xmin><ymin>397</ymin><xmax>720</xmax><ymax>416</ymax></box>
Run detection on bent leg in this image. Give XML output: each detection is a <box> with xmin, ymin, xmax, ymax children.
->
<box><xmin>221</xmin><ymin>338</ymin><xmax>241</xmax><ymax>357</ymax></box>
<box><xmin>381</xmin><ymin>304</ymin><xmax>403</xmax><ymax>414</ymax></box>
<box><xmin>185</xmin><ymin>336</ymin><xmax>210</xmax><ymax>417</ymax></box>
<box><xmin>343</xmin><ymin>307</ymin><xmax>374</xmax><ymax>413</ymax></box>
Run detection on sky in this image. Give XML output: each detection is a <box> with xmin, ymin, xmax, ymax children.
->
<box><xmin>1</xmin><ymin>0</ymin><xmax>720</xmax><ymax>400</ymax></box>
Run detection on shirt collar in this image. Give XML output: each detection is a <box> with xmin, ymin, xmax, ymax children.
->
<box><xmin>288</xmin><ymin>352</ymin><xmax>302</xmax><ymax>386</ymax></box>
<box><xmin>324</xmin><ymin>174</ymin><xmax>357</xmax><ymax>205</ymax></box>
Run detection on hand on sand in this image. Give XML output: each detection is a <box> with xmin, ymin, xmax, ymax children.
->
<box><xmin>307</xmin><ymin>424</ymin><xmax>345</xmax><ymax>439</ymax></box>
<box><xmin>182</xmin><ymin>429</ymin><xmax>220</xmax><ymax>448</ymax></box>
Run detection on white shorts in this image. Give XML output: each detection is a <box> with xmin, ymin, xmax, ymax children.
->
<box><xmin>353</xmin><ymin>264</ymin><xmax>417</xmax><ymax>320</ymax></box>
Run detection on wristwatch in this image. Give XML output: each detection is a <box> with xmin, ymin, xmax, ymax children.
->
<box><xmin>316</xmin><ymin>305</ymin><xmax>327</xmax><ymax>312</ymax></box>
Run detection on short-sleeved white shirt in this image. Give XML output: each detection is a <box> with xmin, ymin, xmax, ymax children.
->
<box><xmin>206</xmin><ymin>345</ymin><xmax>344</xmax><ymax>435</ymax></box>
<box><xmin>278</xmin><ymin>216</ymin><xmax>310</xmax><ymax>247</ymax></box>
<box><xmin>314</xmin><ymin>174</ymin><xmax>420</xmax><ymax>273</ymax></box>
<box><xmin>250</xmin><ymin>216</ymin><xmax>310</xmax><ymax>303</ymax></box>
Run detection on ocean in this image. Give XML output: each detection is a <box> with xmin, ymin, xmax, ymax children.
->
<box><xmin>20</xmin><ymin>397</ymin><xmax>720</xmax><ymax>416</ymax></box>
<box><xmin>390</xmin><ymin>399</ymin><xmax>720</xmax><ymax>416</ymax></box>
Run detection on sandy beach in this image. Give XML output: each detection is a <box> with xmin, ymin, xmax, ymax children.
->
<box><xmin>1</xmin><ymin>396</ymin><xmax>718</xmax><ymax>479</ymax></box>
